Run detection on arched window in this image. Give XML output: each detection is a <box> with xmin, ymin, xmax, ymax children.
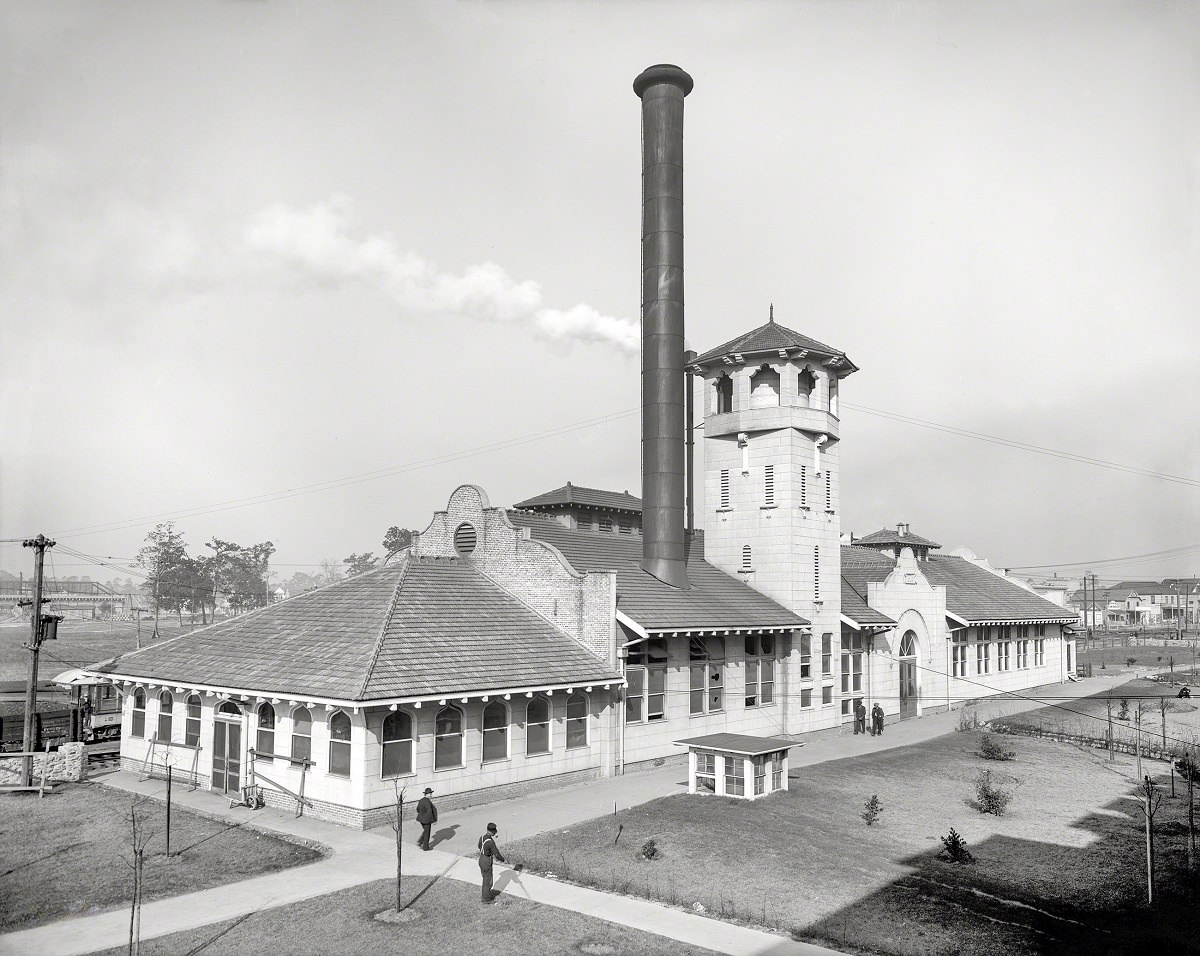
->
<box><xmin>217</xmin><ymin>700</ymin><xmax>242</xmax><ymax>717</ymax></box>
<box><xmin>899</xmin><ymin>632</ymin><xmax>916</xmax><ymax>657</ymax></box>
<box><xmin>565</xmin><ymin>693</ymin><xmax>589</xmax><ymax>749</ymax></box>
<box><xmin>256</xmin><ymin>702</ymin><xmax>276</xmax><ymax>756</ymax></box>
<box><xmin>715</xmin><ymin>374</ymin><xmax>733</xmax><ymax>414</ymax></box>
<box><xmin>131</xmin><ymin>688</ymin><xmax>146</xmax><ymax>738</ymax></box>
<box><xmin>291</xmin><ymin>706</ymin><xmax>312</xmax><ymax>763</ymax></box>
<box><xmin>382</xmin><ymin>710</ymin><xmax>413</xmax><ymax>778</ymax></box>
<box><xmin>157</xmin><ymin>690</ymin><xmax>173</xmax><ymax>742</ymax></box>
<box><xmin>434</xmin><ymin>706</ymin><xmax>463</xmax><ymax>770</ymax></box>
<box><xmin>482</xmin><ymin>701</ymin><xmax>509</xmax><ymax>762</ymax></box>
<box><xmin>328</xmin><ymin>711</ymin><xmax>351</xmax><ymax>777</ymax></box>
<box><xmin>526</xmin><ymin>696</ymin><xmax>551</xmax><ymax>755</ymax></box>
<box><xmin>796</xmin><ymin>368</ymin><xmax>816</xmax><ymax>408</ymax></box>
<box><xmin>185</xmin><ymin>694</ymin><xmax>201</xmax><ymax>746</ymax></box>
<box><xmin>749</xmin><ymin>365</ymin><xmax>780</xmax><ymax>407</ymax></box>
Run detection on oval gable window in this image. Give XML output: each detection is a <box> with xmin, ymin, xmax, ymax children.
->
<box><xmin>453</xmin><ymin>522</ymin><xmax>477</xmax><ymax>556</ymax></box>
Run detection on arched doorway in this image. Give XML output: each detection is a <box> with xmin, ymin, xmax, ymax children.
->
<box><xmin>212</xmin><ymin>700</ymin><xmax>243</xmax><ymax>795</ymax></box>
<box><xmin>898</xmin><ymin>631</ymin><xmax>919</xmax><ymax>719</ymax></box>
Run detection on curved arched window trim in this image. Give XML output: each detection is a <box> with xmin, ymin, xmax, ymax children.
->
<box><xmin>796</xmin><ymin>367</ymin><xmax>817</xmax><ymax>408</ymax></box>
<box><xmin>525</xmin><ymin>695</ymin><xmax>551</xmax><ymax>756</ymax></box>
<box><xmin>256</xmin><ymin>702</ymin><xmax>276</xmax><ymax>758</ymax></box>
<box><xmin>381</xmin><ymin>710</ymin><xmax>414</xmax><ymax>779</ymax></box>
<box><xmin>714</xmin><ymin>374</ymin><xmax>734</xmax><ymax>414</ymax></box>
<box><xmin>130</xmin><ymin>687</ymin><xmax>146</xmax><ymax>739</ymax></box>
<box><xmin>291</xmin><ymin>706</ymin><xmax>313</xmax><ymax>765</ymax></box>
<box><xmin>328</xmin><ymin>710</ymin><xmax>352</xmax><ymax>777</ymax></box>
<box><xmin>482</xmin><ymin>701</ymin><xmax>509</xmax><ymax>763</ymax></box>
<box><xmin>749</xmin><ymin>364</ymin><xmax>780</xmax><ymax>408</ymax></box>
<box><xmin>185</xmin><ymin>694</ymin><xmax>202</xmax><ymax>747</ymax></box>
<box><xmin>434</xmin><ymin>705</ymin><xmax>464</xmax><ymax>771</ymax></box>
<box><xmin>157</xmin><ymin>690</ymin><xmax>174</xmax><ymax>742</ymax></box>
<box><xmin>565</xmin><ymin>692</ymin><xmax>590</xmax><ymax>749</ymax></box>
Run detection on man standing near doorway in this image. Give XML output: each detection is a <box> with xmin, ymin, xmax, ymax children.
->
<box><xmin>416</xmin><ymin>787</ymin><xmax>437</xmax><ymax>851</ymax></box>
<box><xmin>871</xmin><ymin>702</ymin><xmax>884</xmax><ymax>736</ymax></box>
<box><xmin>854</xmin><ymin>698</ymin><xmax>867</xmax><ymax>735</ymax></box>
<box><xmin>478</xmin><ymin>822</ymin><xmax>506</xmax><ymax>903</ymax></box>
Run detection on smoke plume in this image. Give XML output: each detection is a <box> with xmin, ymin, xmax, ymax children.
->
<box><xmin>244</xmin><ymin>195</ymin><xmax>637</xmax><ymax>353</ymax></box>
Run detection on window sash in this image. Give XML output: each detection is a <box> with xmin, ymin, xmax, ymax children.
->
<box><xmin>527</xmin><ymin>720</ymin><xmax>550</xmax><ymax>756</ymax></box>
<box><xmin>382</xmin><ymin>739</ymin><xmax>413</xmax><ymax>777</ymax></box>
<box><xmin>434</xmin><ymin>732</ymin><xmax>463</xmax><ymax>769</ymax></box>
<box><xmin>329</xmin><ymin>739</ymin><xmax>351</xmax><ymax>777</ymax></box>
<box><xmin>565</xmin><ymin>715</ymin><xmax>588</xmax><ymax>749</ymax></box>
<box><xmin>482</xmin><ymin>727</ymin><xmax>508</xmax><ymax>762</ymax></box>
<box><xmin>257</xmin><ymin>728</ymin><xmax>274</xmax><ymax>755</ymax></box>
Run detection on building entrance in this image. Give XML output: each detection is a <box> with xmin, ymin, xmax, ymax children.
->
<box><xmin>898</xmin><ymin>631</ymin><xmax>918</xmax><ymax>720</ymax></box>
<box><xmin>212</xmin><ymin>701</ymin><xmax>242</xmax><ymax>795</ymax></box>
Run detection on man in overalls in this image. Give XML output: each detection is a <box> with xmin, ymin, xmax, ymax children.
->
<box><xmin>478</xmin><ymin>822</ymin><xmax>505</xmax><ymax>903</ymax></box>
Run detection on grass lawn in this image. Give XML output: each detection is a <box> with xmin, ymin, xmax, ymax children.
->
<box><xmin>510</xmin><ymin>731</ymin><xmax>1200</xmax><ymax>956</ymax></box>
<box><xmin>0</xmin><ymin>619</ymin><xmax>194</xmax><ymax>682</ymax></box>
<box><xmin>0</xmin><ymin>782</ymin><xmax>324</xmax><ymax>930</ymax></box>
<box><xmin>1078</xmin><ymin>641</ymin><xmax>1200</xmax><ymax>676</ymax></box>
<box><xmin>91</xmin><ymin>876</ymin><xmax>720</xmax><ymax>956</ymax></box>
<box><xmin>992</xmin><ymin>677</ymin><xmax>1200</xmax><ymax>752</ymax></box>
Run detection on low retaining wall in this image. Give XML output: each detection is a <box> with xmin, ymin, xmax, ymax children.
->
<box><xmin>990</xmin><ymin>721</ymin><xmax>1177</xmax><ymax>763</ymax></box>
<box><xmin>0</xmin><ymin>742</ymin><xmax>87</xmax><ymax>785</ymax></box>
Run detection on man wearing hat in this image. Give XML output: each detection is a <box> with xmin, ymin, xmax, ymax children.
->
<box><xmin>415</xmin><ymin>787</ymin><xmax>438</xmax><ymax>851</ymax></box>
<box><xmin>477</xmin><ymin>822</ymin><xmax>505</xmax><ymax>903</ymax></box>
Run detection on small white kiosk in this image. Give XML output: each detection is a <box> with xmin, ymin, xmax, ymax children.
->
<box><xmin>675</xmin><ymin>733</ymin><xmax>802</xmax><ymax>800</ymax></box>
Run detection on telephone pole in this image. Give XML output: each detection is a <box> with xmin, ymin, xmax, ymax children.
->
<box><xmin>20</xmin><ymin>534</ymin><xmax>55</xmax><ymax>787</ymax></box>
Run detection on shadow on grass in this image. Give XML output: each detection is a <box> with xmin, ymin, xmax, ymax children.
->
<box><xmin>0</xmin><ymin>841</ymin><xmax>82</xmax><ymax>878</ymax></box>
<box><xmin>168</xmin><ymin>819</ymin><xmax>248</xmax><ymax>857</ymax></box>
<box><xmin>180</xmin><ymin>910</ymin><xmax>255</xmax><ymax>956</ymax></box>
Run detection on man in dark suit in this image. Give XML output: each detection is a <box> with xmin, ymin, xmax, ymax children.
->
<box><xmin>871</xmin><ymin>702</ymin><xmax>885</xmax><ymax>736</ymax></box>
<box><xmin>478</xmin><ymin>822</ymin><xmax>505</xmax><ymax>903</ymax></box>
<box><xmin>415</xmin><ymin>787</ymin><xmax>438</xmax><ymax>850</ymax></box>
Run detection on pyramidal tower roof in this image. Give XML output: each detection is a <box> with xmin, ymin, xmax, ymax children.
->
<box><xmin>691</xmin><ymin>311</ymin><xmax>857</xmax><ymax>373</ymax></box>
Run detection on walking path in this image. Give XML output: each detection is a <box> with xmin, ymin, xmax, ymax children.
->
<box><xmin>0</xmin><ymin>675</ymin><xmax>1114</xmax><ymax>956</ymax></box>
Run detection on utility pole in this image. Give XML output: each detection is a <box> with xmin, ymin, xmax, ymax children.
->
<box><xmin>132</xmin><ymin>607</ymin><xmax>146</xmax><ymax>650</ymax></box>
<box><xmin>19</xmin><ymin>534</ymin><xmax>55</xmax><ymax>788</ymax></box>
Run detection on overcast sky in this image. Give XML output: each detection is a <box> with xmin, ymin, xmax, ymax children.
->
<box><xmin>2</xmin><ymin>0</ymin><xmax>1197</xmax><ymax>587</ymax></box>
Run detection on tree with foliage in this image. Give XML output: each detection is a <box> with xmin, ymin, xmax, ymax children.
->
<box><xmin>383</xmin><ymin>527</ymin><xmax>414</xmax><ymax>556</ymax></box>
<box><xmin>343</xmin><ymin>552</ymin><xmax>379</xmax><ymax>577</ymax></box>
<box><xmin>203</xmin><ymin>537</ymin><xmax>276</xmax><ymax>616</ymax></box>
<box><xmin>136</xmin><ymin>522</ymin><xmax>194</xmax><ymax>634</ymax></box>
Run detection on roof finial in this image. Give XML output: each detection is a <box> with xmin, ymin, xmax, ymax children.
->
<box><xmin>769</xmin><ymin>302</ymin><xmax>774</xmax><ymax>324</ymax></box>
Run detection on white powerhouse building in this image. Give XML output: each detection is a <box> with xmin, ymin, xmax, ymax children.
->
<box><xmin>87</xmin><ymin>65</ymin><xmax>1074</xmax><ymax>826</ymax></box>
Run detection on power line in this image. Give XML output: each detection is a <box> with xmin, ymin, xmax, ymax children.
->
<box><xmin>842</xmin><ymin>400</ymin><xmax>1200</xmax><ymax>488</ymax></box>
<box><xmin>1008</xmin><ymin>543</ymin><xmax>1200</xmax><ymax>572</ymax></box>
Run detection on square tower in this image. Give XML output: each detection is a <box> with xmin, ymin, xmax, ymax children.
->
<box><xmin>691</xmin><ymin>313</ymin><xmax>858</xmax><ymax>704</ymax></box>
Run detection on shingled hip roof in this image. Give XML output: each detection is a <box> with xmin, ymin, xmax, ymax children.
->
<box><xmin>854</xmin><ymin>527</ymin><xmax>942</xmax><ymax>550</ymax></box>
<box><xmin>514</xmin><ymin>483</ymin><xmax>643</xmax><ymax>514</ymax></box>
<box><xmin>692</xmin><ymin>318</ymin><xmax>856</xmax><ymax>371</ymax></box>
<box><xmin>91</xmin><ymin>557</ymin><xmax>621</xmax><ymax>701</ymax></box>
<box><xmin>509</xmin><ymin>512</ymin><xmax>807</xmax><ymax>633</ymax></box>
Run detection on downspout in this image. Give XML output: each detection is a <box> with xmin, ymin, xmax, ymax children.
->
<box><xmin>813</xmin><ymin>434</ymin><xmax>828</xmax><ymax>475</ymax></box>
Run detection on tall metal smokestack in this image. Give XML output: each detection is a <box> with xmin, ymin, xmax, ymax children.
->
<box><xmin>634</xmin><ymin>64</ymin><xmax>693</xmax><ymax>590</ymax></box>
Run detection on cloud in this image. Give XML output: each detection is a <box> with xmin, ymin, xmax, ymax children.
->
<box><xmin>244</xmin><ymin>195</ymin><xmax>637</xmax><ymax>352</ymax></box>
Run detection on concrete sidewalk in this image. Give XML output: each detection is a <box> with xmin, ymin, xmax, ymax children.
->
<box><xmin>0</xmin><ymin>676</ymin><xmax>1110</xmax><ymax>956</ymax></box>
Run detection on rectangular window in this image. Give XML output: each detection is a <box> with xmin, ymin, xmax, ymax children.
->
<box><xmin>599</xmin><ymin>516</ymin><xmax>613</xmax><ymax>533</ymax></box>
<box><xmin>753</xmin><ymin>755</ymin><xmax>767</xmax><ymax>796</ymax></box>
<box><xmin>800</xmin><ymin>634</ymin><xmax>812</xmax><ymax>679</ymax></box>
<box><xmin>131</xmin><ymin>695</ymin><xmax>145</xmax><ymax>739</ymax></box>
<box><xmin>1036</xmin><ymin>623</ymin><xmax>1046</xmax><ymax>637</ymax></box>
<box><xmin>577</xmin><ymin>514</ymin><xmax>592</xmax><ymax>531</ymax></box>
<box><xmin>1035</xmin><ymin>639</ymin><xmax>1046</xmax><ymax>666</ymax></box>
<box><xmin>821</xmin><ymin>633</ymin><xmax>832</xmax><ymax>675</ymax></box>
<box><xmin>618</xmin><ymin>517</ymin><xmax>632</xmax><ymax>534</ymax></box>
<box><xmin>770</xmin><ymin>752</ymin><xmax>783</xmax><ymax>791</ymax></box>
<box><xmin>695</xmin><ymin>751</ymin><xmax>717</xmax><ymax>793</ymax></box>
<box><xmin>839</xmin><ymin>639</ymin><xmax>863</xmax><ymax>714</ymax></box>
<box><xmin>97</xmin><ymin>685</ymin><xmax>120</xmax><ymax>714</ymax></box>
<box><xmin>976</xmin><ymin>642</ymin><xmax>991</xmax><ymax>675</ymax></box>
<box><xmin>764</xmin><ymin>464</ymin><xmax>775</xmax><ymax>507</ymax></box>
<box><xmin>690</xmin><ymin>636</ymin><xmax>725</xmax><ymax>715</ymax></box>
<box><xmin>744</xmin><ymin>634</ymin><xmax>776</xmax><ymax>707</ymax></box>
<box><xmin>565</xmin><ymin>694</ymin><xmax>589</xmax><ymax>750</ymax></box>
<box><xmin>720</xmin><ymin>469</ymin><xmax>731</xmax><ymax>509</ymax></box>
<box><xmin>998</xmin><ymin>642</ymin><xmax>1011</xmax><ymax>672</ymax></box>
<box><xmin>801</xmin><ymin>688</ymin><xmax>812</xmax><ymax>708</ymax></box>
<box><xmin>626</xmin><ymin>638</ymin><xmax>668</xmax><ymax>723</ymax></box>
<box><xmin>821</xmin><ymin>685</ymin><xmax>833</xmax><ymax>706</ymax></box>
<box><xmin>724</xmin><ymin>755</ymin><xmax>745</xmax><ymax>797</ymax></box>
<box><xmin>952</xmin><ymin>636</ymin><xmax>968</xmax><ymax>677</ymax></box>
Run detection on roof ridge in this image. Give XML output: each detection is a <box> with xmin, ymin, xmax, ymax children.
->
<box><xmin>356</xmin><ymin>554</ymin><xmax>412</xmax><ymax>701</ymax></box>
